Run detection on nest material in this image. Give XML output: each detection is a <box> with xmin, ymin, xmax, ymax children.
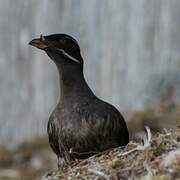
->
<box><xmin>44</xmin><ymin>128</ymin><xmax>180</xmax><ymax>180</ymax></box>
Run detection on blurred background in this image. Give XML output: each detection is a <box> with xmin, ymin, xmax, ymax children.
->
<box><xmin>0</xmin><ymin>0</ymin><xmax>180</xmax><ymax>179</ymax></box>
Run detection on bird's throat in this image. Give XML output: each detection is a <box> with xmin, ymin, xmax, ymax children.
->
<box><xmin>57</xmin><ymin>64</ymin><xmax>94</xmax><ymax>102</ymax></box>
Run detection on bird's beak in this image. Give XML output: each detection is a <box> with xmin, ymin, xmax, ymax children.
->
<box><xmin>29</xmin><ymin>35</ymin><xmax>48</xmax><ymax>49</ymax></box>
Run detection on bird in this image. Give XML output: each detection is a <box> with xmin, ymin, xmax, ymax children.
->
<box><xmin>29</xmin><ymin>34</ymin><xmax>129</xmax><ymax>168</ymax></box>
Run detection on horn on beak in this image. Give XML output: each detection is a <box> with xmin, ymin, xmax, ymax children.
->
<box><xmin>29</xmin><ymin>34</ymin><xmax>48</xmax><ymax>49</ymax></box>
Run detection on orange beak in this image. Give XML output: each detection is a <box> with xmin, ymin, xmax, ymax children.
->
<box><xmin>29</xmin><ymin>35</ymin><xmax>48</xmax><ymax>49</ymax></box>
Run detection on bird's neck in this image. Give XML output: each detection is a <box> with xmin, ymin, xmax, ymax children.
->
<box><xmin>57</xmin><ymin>64</ymin><xmax>94</xmax><ymax>103</ymax></box>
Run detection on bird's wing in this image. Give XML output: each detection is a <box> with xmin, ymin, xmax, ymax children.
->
<box><xmin>72</xmin><ymin>108</ymin><xmax>128</xmax><ymax>153</ymax></box>
<box><xmin>47</xmin><ymin>114</ymin><xmax>61</xmax><ymax>156</ymax></box>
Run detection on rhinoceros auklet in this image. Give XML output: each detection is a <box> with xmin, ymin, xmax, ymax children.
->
<box><xmin>29</xmin><ymin>34</ymin><xmax>129</xmax><ymax>168</ymax></box>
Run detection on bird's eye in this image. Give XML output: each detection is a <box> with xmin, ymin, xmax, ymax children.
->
<box><xmin>59</xmin><ymin>39</ymin><xmax>66</xmax><ymax>43</ymax></box>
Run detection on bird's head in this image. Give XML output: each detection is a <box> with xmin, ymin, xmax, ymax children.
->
<box><xmin>29</xmin><ymin>34</ymin><xmax>83</xmax><ymax>66</ymax></box>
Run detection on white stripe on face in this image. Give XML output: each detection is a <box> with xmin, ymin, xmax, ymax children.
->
<box><xmin>56</xmin><ymin>48</ymin><xmax>80</xmax><ymax>64</ymax></box>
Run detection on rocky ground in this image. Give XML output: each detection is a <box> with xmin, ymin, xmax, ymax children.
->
<box><xmin>0</xmin><ymin>137</ymin><xmax>56</xmax><ymax>180</ymax></box>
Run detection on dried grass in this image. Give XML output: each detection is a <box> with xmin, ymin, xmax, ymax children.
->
<box><xmin>44</xmin><ymin>128</ymin><xmax>180</xmax><ymax>180</ymax></box>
